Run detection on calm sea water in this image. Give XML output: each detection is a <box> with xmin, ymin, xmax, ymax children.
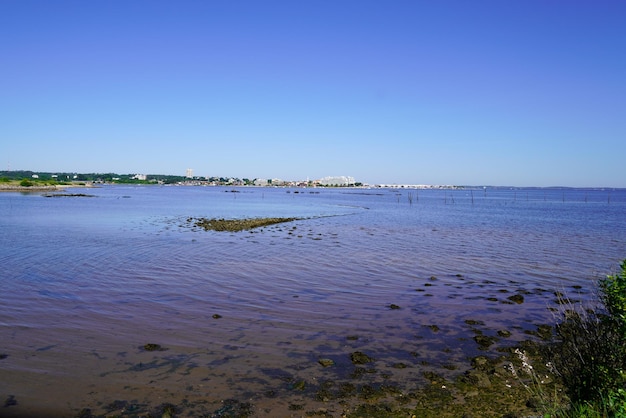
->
<box><xmin>1</xmin><ymin>185</ymin><xmax>625</xmax><ymax>416</ymax></box>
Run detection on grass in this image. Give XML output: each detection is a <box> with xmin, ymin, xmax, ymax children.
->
<box><xmin>0</xmin><ymin>178</ymin><xmax>75</xmax><ymax>189</ymax></box>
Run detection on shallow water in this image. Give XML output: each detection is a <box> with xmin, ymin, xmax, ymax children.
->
<box><xmin>1</xmin><ymin>185</ymin><xmax>625</xmax><ymax>416</ymax></box>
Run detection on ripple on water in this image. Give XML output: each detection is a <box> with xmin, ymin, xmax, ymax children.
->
<box><xmin>0</xmin><ymin>186</ymin><xmax>624</xmax><ymax>415</ymax></box>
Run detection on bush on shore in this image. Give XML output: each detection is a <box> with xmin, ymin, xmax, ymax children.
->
<box><xmin>544</xmin><ymin>260</ymin><xmax>626</xmax><ymax>416</ymax></box>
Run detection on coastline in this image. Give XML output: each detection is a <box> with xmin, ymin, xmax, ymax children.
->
<box><xmin>0</xmin><ymin>183</ymin><xmax>94</xmax><ymax>192</ymax></box>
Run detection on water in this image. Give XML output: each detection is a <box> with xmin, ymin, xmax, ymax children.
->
<box><xmin>1</xmin><ymin>185</ymin><xmax>625</xmax><ymax>416</ymax></box>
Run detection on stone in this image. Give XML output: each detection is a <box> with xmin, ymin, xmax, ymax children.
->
<box><xmin>350</xmin><ymin>351</ymin><xmax>374</xmax><ymax>365</ymax></box>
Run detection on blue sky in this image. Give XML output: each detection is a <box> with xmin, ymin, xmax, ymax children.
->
<box><xmin>1</xmin><ymin>1</ymin><xmax>625</xmax><ymax>187</ymax></box>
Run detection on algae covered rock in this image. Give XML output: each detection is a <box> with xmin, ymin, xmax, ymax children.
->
<box><xmin>191</xmin><ymin>217</ymin><xmax>302</xmax><ymax>232</ymax></box>
<box><xmin>142</xmin><ymin>343</ymin><xmax>166</xmax><ymax>352</ymax></box>
<box><xmin>318</xmin><ymin>358</ymin><xmax>335</xmax><ymax>367</ymax></box>
<box><xmin>507</xmin><ymin>294</ymin><xmax>525</xmax><ymax>304</ymax></box>
<box><xmin>350</xmin><ymin>351</ymin><xmax>374</xmax><ymax>365</ymax></box>
<box><xmin>473</xmin><ymin>335</ymin><xmax>498</xmax><ymax>350</ymax></box>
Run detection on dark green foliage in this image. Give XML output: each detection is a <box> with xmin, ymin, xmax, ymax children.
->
<box><xmin>0</xmin><ymin>170</ymin><xmax>187</xmax><ymax>184</ymax></box>
<box><xmin>545</xmin><ymin>260</ymin><xmax>626</xmax><ymax>411</ymax></box>
<box><xmin>600</xmin><ymin>260</ymin><xmax>626</xmax><ymax>333</ymax></box>
<box><xmin>546</xmin><ymin>309</ymin><xmax>624</xmax><ymax>403</ymax></box>
<box><xmin>19</xmin><ymin>178</ymin><xmax>33</xmax><ymax>187</ymax></box>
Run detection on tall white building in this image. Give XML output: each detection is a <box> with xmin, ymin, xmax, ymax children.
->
<box><xmin>186</xmin><ymin>168</ymin><xmax>193</xmax><ymax>178</ymax></box>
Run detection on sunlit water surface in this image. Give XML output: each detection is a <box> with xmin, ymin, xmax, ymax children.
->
<box><xmin>1</xmin><ymin>186</ymin><xmax>625</xmax><ymax>416</ymax></box>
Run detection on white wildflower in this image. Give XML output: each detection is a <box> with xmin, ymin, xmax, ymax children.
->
<box><xmin>515</xmin><ymin>348</ymin><xmax>533</xmax><ymax>374</ymax></box>
<box><xmin>504</xmin><ymin>361</ymin><xmax>517</xmax><ymax>377</ymax></box>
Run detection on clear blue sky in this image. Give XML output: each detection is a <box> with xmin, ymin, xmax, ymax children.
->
<box><xmin>1</xmin><ymin>1</ymin><xmax>625</xmax><ymax>187</ymax></box>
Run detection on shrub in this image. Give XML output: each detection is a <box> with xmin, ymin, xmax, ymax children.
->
<box><xmin>20</xmin><ymin>178</ymin><xmax>34</xmax><ymax>187</ymax></box>
<box><xmin>600</xmin><ymin>260</ymin><xmax>626</xmax><ymax>333</ymax></box>
<box><xmin>544</xmin><ymin>260</ymin><xmax>626</xmax><ymax>411</ymax></box>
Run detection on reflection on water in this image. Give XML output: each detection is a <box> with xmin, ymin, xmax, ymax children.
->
<box><xmin>1</xmin><ymin>186</ymin><xmax>625</xmax><ymax>416</ymax></box>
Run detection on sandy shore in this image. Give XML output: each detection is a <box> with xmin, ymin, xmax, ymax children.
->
<box><xmin>0</xmin><ymin>183</ymin><xmax>94</xmax><ymax>192</ymax></box>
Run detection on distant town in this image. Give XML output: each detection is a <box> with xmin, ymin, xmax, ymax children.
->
<box><xmin>0</xmin><ymin>169</ymin><xmax>464</xmax><ymax>189</ymax></box>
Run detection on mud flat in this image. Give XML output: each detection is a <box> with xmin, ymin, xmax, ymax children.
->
<box><xmin>188</xmin><ymin>216</ymin><xmax>303</xmax><ymax>232</ymax></box>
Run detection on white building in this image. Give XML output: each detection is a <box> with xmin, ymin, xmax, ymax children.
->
<box><xmin>319</xmin><ymin>175</ymin><xmax>355</xmax><ymax>186</ymax></box>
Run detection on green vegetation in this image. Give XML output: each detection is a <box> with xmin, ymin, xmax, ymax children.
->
<box><xmin>7</xmin><ymin>177</ymin><xmax>62</xmax><ymax>188</ymax></box>
<box><xmin>0</xmin><ymin>171</ymin><xmax>264</xmax><ymax>186</ymax></box>
<box><xmin>0</xmin><ymin>170</ymin><xmax>251</xmax><ymax>185</ymax></box>
<box><xmin>0</xmin><ymin>170</ymin><xmax>363</xmax><ymax>187</ymax></box>
<box><xmin>600</xmin><ymin>260</ymin><xmax>626</xmax><ymax>333</ymax></box>
<box><xmin>540</xmin><ymin>260</ymin><xmax>626</xmax><ymax>416</ymax></box>
<box><xmin>0</xmin><ymin>170</ymin><xmax>189</xmax><ymax>185</ymax></box>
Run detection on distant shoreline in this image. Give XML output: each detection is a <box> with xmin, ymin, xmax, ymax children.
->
<box><xmin>0</xmin><ymin>183</ymin><xmax>94</xmax><ymax>192</ymax></box>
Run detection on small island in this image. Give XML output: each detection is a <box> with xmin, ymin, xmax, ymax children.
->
<box><xmin>188</xmin><ymin>217</ymin><xmax>302</xmax><ymax>232</ymax></box>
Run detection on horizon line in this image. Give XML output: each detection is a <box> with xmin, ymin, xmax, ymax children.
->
<box><xmin>1</xmin><ymin>169</ymin><xmax>624</xmax><ymax>190</ymax></box>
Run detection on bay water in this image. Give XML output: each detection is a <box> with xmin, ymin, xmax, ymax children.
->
<box><xmin>1</xmin><ymin>185</ymin><xmax>625</xmax><ymax>416</ymax></box>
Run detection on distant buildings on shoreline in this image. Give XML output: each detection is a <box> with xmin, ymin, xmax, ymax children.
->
<box><xmin>182</xmin><ymin>175</ymin><xmax>361</xmax><ymax>188</ymax></box>
<box><xmin>178</xmin><ymin>171</ymin><xmax>361</xmax><ymax>187</ymax></box>
<box><xmin>1</xmin><ymin>170</ymin><xmax>464</xmax><ymax>189</ymax></box>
